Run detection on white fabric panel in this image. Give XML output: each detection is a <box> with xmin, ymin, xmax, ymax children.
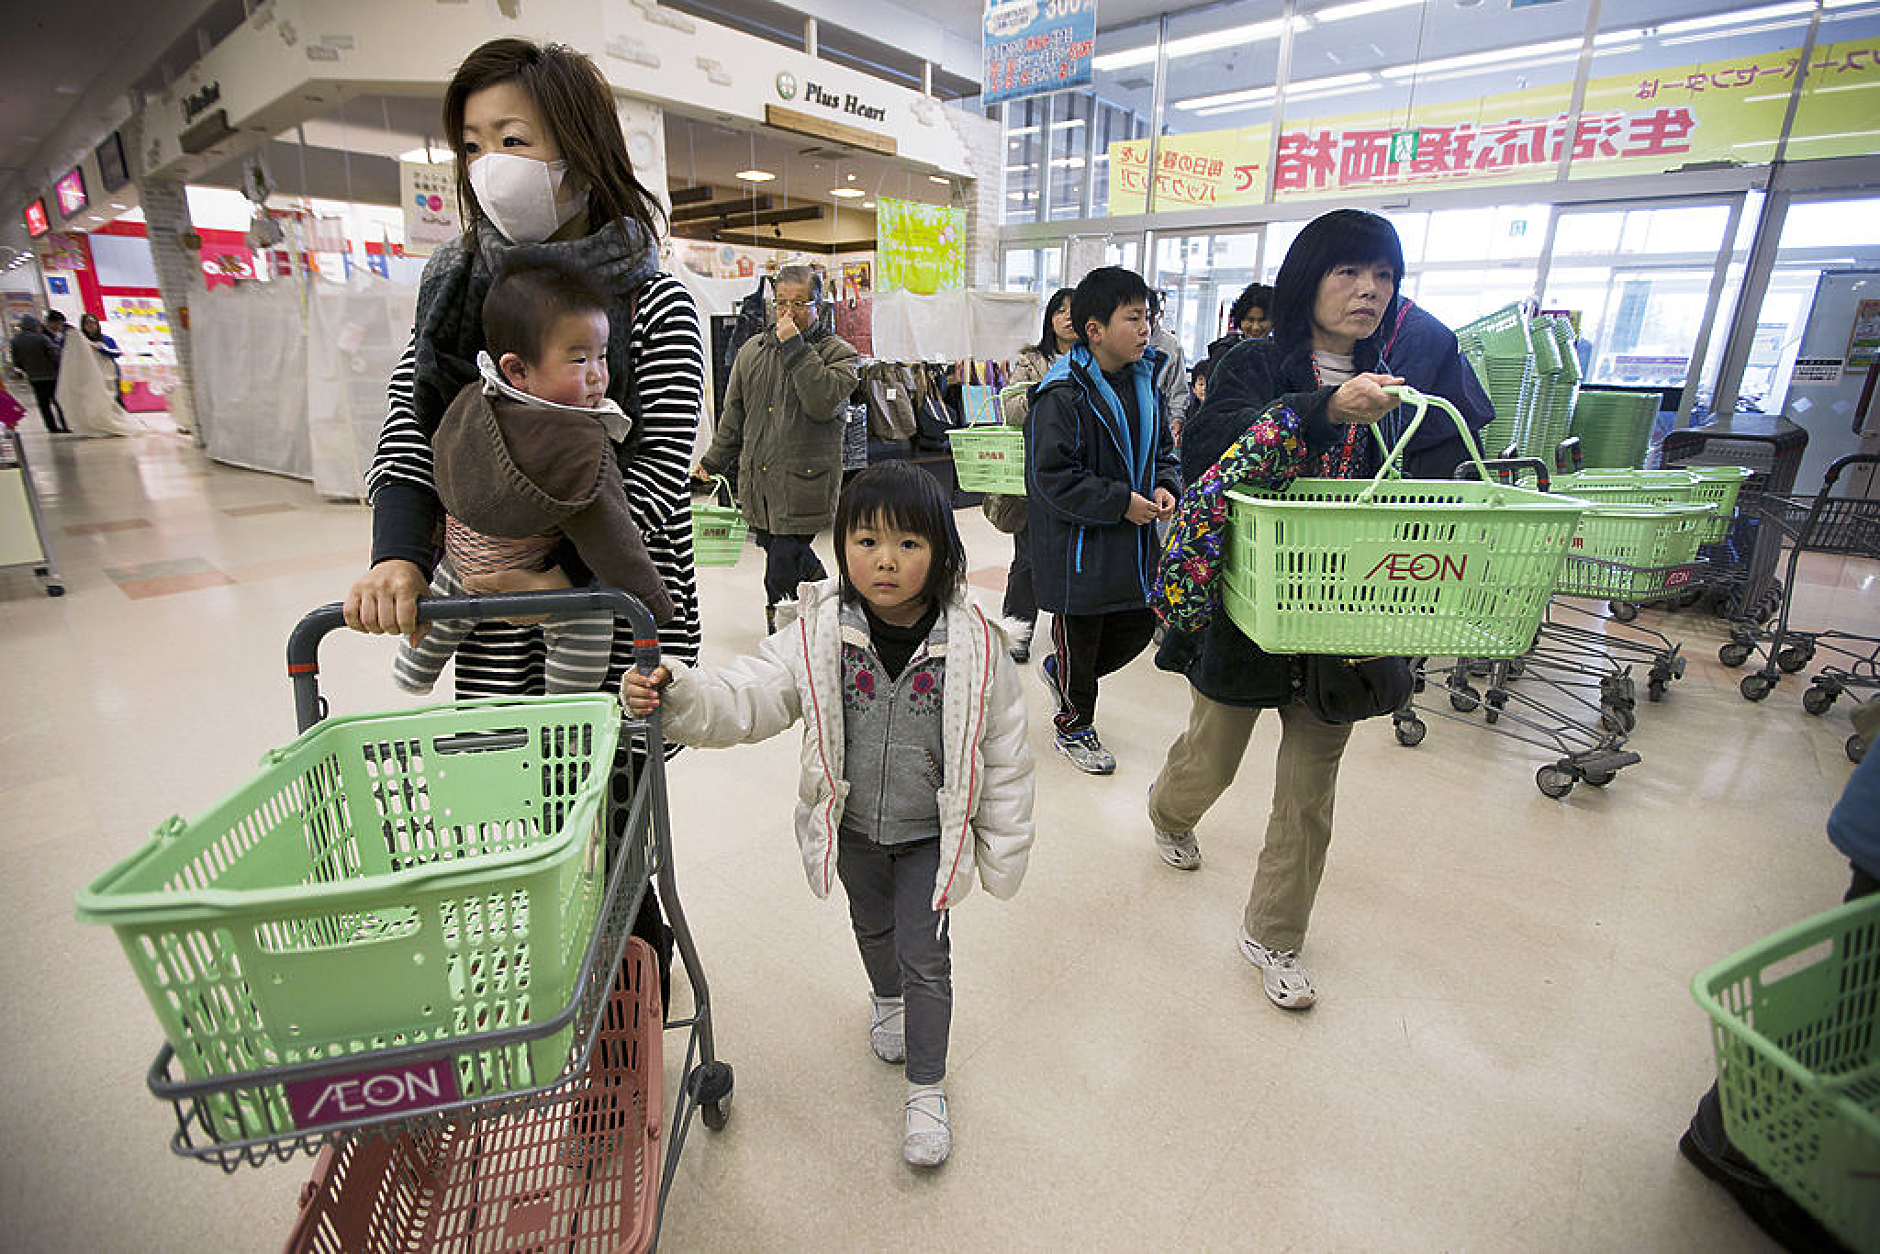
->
<box><xmin>87</xmin><ymin>233</ymin><xmax>161</xmax><ymax>290</ymax></box>
<box><xmin>306</xmin><ymin>274</ymin><xmax>417</xmax><ymax>499</ymax></box>
<box><xmin>867</xmin><ymin>290</ymin><xmax>1044</xmax><ymax>361</ymax></box>
<box><xmin>197</xmin><ymin>281</ymin><xmax>310</xmax><ymax>479</ymax></box>
<box><xmin>669</xmin><ymin>264</ymin><xmax>759</xmax><ymax>318</ymax></box>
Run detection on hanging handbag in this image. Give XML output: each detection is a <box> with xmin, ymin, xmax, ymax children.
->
<box><xmin>1293</xmin><ymin>654</ymin><xmax>1414</xmax><ymax>725</ymax></box>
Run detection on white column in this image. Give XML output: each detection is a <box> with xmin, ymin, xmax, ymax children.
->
<box><xmin>136</xmin><ymin>175</ymin><xmax>202</xmax><ymax>437</ymax></box>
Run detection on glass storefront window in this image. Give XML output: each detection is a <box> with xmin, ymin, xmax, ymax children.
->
<box><xmin>1790</xmin><ymin>4</ymin><xmax>1880</xmax><ymax>161</ymax></box>
<box><xmin>1424</xmin><ymin>205</ymin><xmax>1549</xmax><ymax>263</ymax></box>
<box><xmin>1280</xmin><ymin>0</ymin><xmax>1589</xmax><ymax>200</ymax></box>
<box><xmin>1047</xmin><ymin>95</ymin><xmax>1095</xmax><ymax>221</ymax></box>
<box><xmin>1004</xmin><ymin>96</ymin><xmax>1046</xmax><ymax>226</ymax></box>
<box><xmin>1146</xmin><ymin>0</ymin><xmax>1284</xmax><ymax>215</ymax></box>
<box><xmin>1003</xmin><ymin>246</ymin><xmax>1063</xmax><ymax>294</ymax></box>
<box><xmin>1153</xmin><ymin>228</ymin><xmax>1260</xmax><ymax>360</ymax></box>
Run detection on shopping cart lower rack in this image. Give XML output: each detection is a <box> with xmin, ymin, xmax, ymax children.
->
<box><xmin>77</xmin><ymin>590</ymin><xmax>731</xmax><ymax>1247</ymax></box>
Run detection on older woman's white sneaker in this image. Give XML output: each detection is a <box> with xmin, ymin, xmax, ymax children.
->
<box><xmin>1238</xmin><ymin>929</ymin><xmax>1316</xmax><ymax>1010</ymax></box>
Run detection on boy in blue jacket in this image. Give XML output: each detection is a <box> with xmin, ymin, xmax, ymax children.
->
<box><xmin>1025</xmin><ymin>266</ymin><xmax>1181</xmax><ymax>774</ymax></box>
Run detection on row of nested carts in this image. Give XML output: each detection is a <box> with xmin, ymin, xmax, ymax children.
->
<box><xmin>77</xmin><ymin>591</ymin><xmax>731</xmax><ymax>1252</ymax></box>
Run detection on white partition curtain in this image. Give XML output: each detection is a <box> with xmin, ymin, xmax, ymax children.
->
<box><xmin>194</xmin><ymin>273</ymin><xmax>415</xmax><ymax>499</ymax></box>
<box><xmin>868</xmin><ymin>290</ymin><xmax>1043</xmax><ymax>361</ymax></box>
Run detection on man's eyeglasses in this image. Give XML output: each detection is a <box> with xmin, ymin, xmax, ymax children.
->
<box><xmin>774</xmin><ymin>299</ymin><xmax>818</xmax><ymax>310</ymax></box>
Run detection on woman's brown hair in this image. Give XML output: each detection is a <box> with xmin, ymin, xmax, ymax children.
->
<box><xmin>442</xmin><ymin>38</ymin><xmax>665</xmax><ymax>254</ymax></box>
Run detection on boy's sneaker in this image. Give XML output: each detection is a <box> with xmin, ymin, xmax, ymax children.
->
<box><xmin>1054</xmin><ymin>728</ymin><xmax>1116</xmax><ymax>775</ymax></box>
<box><xmin>903</xmin><ymin>1086</ymin><xmax>951</xmax><ymax>1167</ymax></box>
<box><xmin>1238</xmin><ymin>929</ymin><xmax>1316</xmax><ymax>1010</ymax></box>
<box><xmin>1152</xmin><ymin>826</ymin><xmax>1201</xmax><ymax>871</ymax></box>
<box><xmin>870</xmin><ymin>995</ymin><xmax>905</xmax><ymax>1064</ymax></box>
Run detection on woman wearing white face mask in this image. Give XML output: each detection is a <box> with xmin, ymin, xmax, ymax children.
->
<box><xmin>344</xmin><ymin>39</ymin><xmax>706</xmax><ymax>983</ymax></box>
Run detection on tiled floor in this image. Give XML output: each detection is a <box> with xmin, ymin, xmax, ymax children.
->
<box><xmin>2</xmin><ymin>406</ymin><xmax>1873</xmax><ymax>1252</ymax></box>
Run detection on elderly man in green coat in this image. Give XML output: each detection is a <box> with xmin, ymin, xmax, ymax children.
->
<box><xmin>697</xmin><ymin>265</ymin><xmax>863</xmax><ymax>630</ymax></box>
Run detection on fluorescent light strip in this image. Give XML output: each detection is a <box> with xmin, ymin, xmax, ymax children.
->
<box><xmin>1176</xmin><ymin>71</ymin><xmax>1378</xmax><ymax>111</ymax></box>
<box><xmin>1007</xmin><ymin>119</ymin><xmax>1088</xmax><ymax>138</ymax></box>
<box><xmin>1655</xmin><ymin>1</ymin><xmax>1812</xmax><ymax>37</ymax></box>
<box><xmin>1380</xmin><ymin>37</ymin><xmax>1581</xmax><ymax>79</ymax></box>
<box><xmin>1661</xmin><ymin>17</ymin><xmax>1812</xmax><ymax>47</ymax></box>
<box><xmin>1094</xmin><ymin>17</ymin><xmax>1300</xmax><ymax>72</ymax></box>
<box><xmin>1314</xmin><ymin>0</ymin><xmax>1423</xmax><ymax>21</ymax></box>
<box><xmin>735</xmin><ymin>169</ymin><xmax>776</xmax><ymax>182</ymax></box>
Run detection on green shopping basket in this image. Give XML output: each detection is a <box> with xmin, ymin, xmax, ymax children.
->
<box><xmin>692</xmin><ymin>475</ymin><xmax>748</xmax><ymax>567</ymax></box>
<box><xmin>76</xmin><ymin>694</ymin><xmax>620</xmax><ymax>1141</ymax></box>
<box><xmin>1692</xmin><ymin>894</ymin><xmax>1880</xmax><ymax>1253</ymax></box>
<box><xmin>1551</xmin><ymin>468</ymin><xmax>1700</xmax><ymax>505</ymax></box>
<box><xmin>1686</xmin><ymin>464</ymin><xmax>1753</xmax><ymax>543</ymax></box>
<box><xmin>1555</xmin><ymin>501</ymin><xmax>1713</xmax><ymax>601</ymax></box>
<box><xmin>950</xmin><ymin>425</ymin><xmax>1026</xmax><ymax>494</ymax></box>
<box><xmin>1222</xmin><ymin>386</ymin><xmax>1592</xmax><ymax>658</ymax></box>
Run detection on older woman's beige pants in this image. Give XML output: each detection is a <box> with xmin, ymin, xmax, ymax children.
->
<box><xmin>1147</xmin><ymin>687</ymin><xmax>1353</xmax><ymax>953</ymax></box>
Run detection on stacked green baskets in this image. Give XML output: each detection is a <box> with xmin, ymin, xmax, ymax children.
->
<box><xmin>1526</xmin><ymin>316</ymin><xmax>1576</xmax><ymax>463</ymax></box>
<box><xmin>1550</xmin><ymin>468</ymin><xmax>1714</xmax><ymax>602</ymax></box>
<box><xmin>1222</xmin><ymin>385</ymin><xmax>1592</xmax><ymax>658</ymax></box>
<box><xmin>1691</xmin><ymin>894</ymin><xmax>1880</xmax><ymax>1253</ymax></box>
<box><xmin>1571</xmin><ymin>388</ymin><xmax>1659</xmax><ymax>468</ymax></box>
<box><xmin>692</xmin><ymin>475</ymin><xmax>749</xmax><ymax>567</ymax></box>
<box><xmin>1457</xmin><ymin>305</ymin><xmax>1535</xmax><ymax>459</ymax></box>
<box><xmin>950</xmin><ymin>425</ymin><xmax>1026</xmax><ymax>494</ymax></box>
<box><xmin>1686</xmin><ymin>464</ymin><xmax>1754</xmax><ymax>543</ymax></box>
<box><xmin>75</xmin><ymin>694</ymin><xmax>622</xmax><ymax>1142</ymax></box>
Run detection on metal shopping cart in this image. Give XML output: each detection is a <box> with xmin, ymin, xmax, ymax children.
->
<box><xmin>77</xmin><ymin>590</ymin><xmax>731</xmax><ymax>1250</ymax></box>
<box><xmin>1659</xmin><ymin>422</ymin><xmax>1810</xmax><ymax>626</ymax></box>
<box><xmin>1718</xmin><ymin>455</ymin><xmax>1880</xmax><ymax>752</ymax></box>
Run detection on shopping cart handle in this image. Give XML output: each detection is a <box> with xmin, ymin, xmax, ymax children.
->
<box><xmin>288</xmin><ymin>590</ymin><xmax>662</xmax><ymax>731</ymax></box>
<box><xmin>1457</xmin><ymin>456</ymin><xmax>1551</xmax><ymax>492</ymax></box>
<box><xmin>1822</xmin><ymin>451</ymin><xmax>1880</xmax><ymax>489</ymax></box>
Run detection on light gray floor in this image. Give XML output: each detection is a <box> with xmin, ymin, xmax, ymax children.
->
<box><xmin>6</xmin><ymin>412</ymin><xmax>1868</xmax><ymax>1251</ymax></box>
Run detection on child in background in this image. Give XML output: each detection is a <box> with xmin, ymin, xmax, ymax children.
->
<box><xmin>395</xmin><ymin>254</ymin><xmax>672</xmax><ymax>695</ymax></box>
<box><xmin>622</xmin><ymin>462</ymin><xmax>1034</xmax><ymax>1167</ymax></box>
<box><xmin>1025</xmin><ymin>266</ymin><xmax>1181</xmax><ymax>774</ymax></box>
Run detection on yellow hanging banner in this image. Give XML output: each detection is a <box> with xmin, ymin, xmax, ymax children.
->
<box><xmin>1106</xmin><ymin>127</ymin><xmax>1271</xmax><ymax>216</ymax></box>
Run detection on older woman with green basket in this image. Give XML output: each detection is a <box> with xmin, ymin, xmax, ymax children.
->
<box><xmin>1146</xmin><ymin>209</ymin><xmax>1407</xmax><ymax>1012</ymax></box>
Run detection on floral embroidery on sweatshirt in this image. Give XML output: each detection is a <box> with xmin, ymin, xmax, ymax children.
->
<box><xmin>1150</xmin><ymin>403</ymin><xmax>1307</xmax><ymax>635</ymax></box>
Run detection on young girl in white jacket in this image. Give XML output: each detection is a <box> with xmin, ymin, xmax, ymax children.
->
<box><xmin>623</xmin><ymin>462</ymin><xmax>1035</xmax><ymax>1167</ymax></box>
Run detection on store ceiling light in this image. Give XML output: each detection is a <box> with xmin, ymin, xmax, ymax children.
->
<box><xmin>1176</xmin><ymin>72</ymin><xmax>1378</xmax><ymax>112</ymax></box>
<box><xmin>397</xmin><ymin>145</ymin><xmax>449</xmax><ymax>164</ymax></box>
<box><xmin>1094</xmin><ymin>17</ymin><xmax>1301</xmax><ymax>72</ymax></box>
<box><xmin>1314</xmin><ymin>0</ymin><xmax>1423</xmax><ymax>21</ymax></box>
<box><xmin>1654</xmin><ymin>1</ymin><xmax>1813</xmax><ymax>37</ymax></box>
<box><xmin>735</xmin><ymin>169</ymin><xmax>777</xmax><ymax>182</ymax></box>
<box><xmin>830</xmin><ymin>187</ymin><xmax>866</xmax><ymax>198</ymax></box>
<box><xmin>927</xmin><ymin>175</ymin><xmax>950</xmax><ymax>185</ymax></box>
<box><xmin>1379</xmin><ymin>37</ymin><xmax>1581</xmax><ymax>79</ymax></box>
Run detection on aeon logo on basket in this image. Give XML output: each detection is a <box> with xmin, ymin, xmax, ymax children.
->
<box><xmin>285</xmin><ymin>1058</ymin><xmax>461</xmax><ymax>1127</ymax></box>
<box><xmin>1362</xmin><ymin>552</ymin><xmax>1468</xmax><ymax>582</ymax></box>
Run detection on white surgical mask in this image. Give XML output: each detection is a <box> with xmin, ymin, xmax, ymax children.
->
<box><xmin>468</xmin><ymin>152</ymin><xmax>583</xmax><ymax>245</ymax></box>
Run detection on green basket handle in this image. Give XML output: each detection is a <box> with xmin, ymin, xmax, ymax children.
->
<box><xmin>703</xmin><ymin>473</ymin><xmax>737</xmax><ymax>508</ymax></box>
<box><xmin>1352</xmin><ymin>384</ymin><xmax>1491</xmax><ymax>504</ymax></box>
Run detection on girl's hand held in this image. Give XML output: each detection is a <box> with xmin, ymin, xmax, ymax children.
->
<box><xmin>621</xmin><ymin>665</ymin><xmax>671</xmax><ymax>717</ymax></box>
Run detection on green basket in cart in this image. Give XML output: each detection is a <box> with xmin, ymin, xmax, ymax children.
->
<box><xmin>692</xmin><ymin>475</ymin><xmax>748</xmax><ymax>567</ymax></box>
<box><xmin>1691</xmin><ymin>894</ymin><xmax>1880</xmax><ymax>1253</ymax></box>
<box><xmin>1685</xmin><ymin>465</ymin><xmax>1753</xmax><ymax>543</ymax></box>
<box><xmin>75</xmin><ymin>694</ymin><xmax>620</xmax><ymax>1141</ymax></box>
<box><xmin>1555</xmin><ymin>501</ymin><xmax>1713</xmax><ymax>601</ymax></box>
<box><xmin>1552</xmin><ymin>468</ymin><xmax>1701</xmax><ymax>505</ymax></box>
<box><xmin>950</xmin><ymin>425</ymin><xmax>1026</xmax><ymax>494</ymax></box>
<box><xmin>1222</xmin><ymin>386</ymin><xmax>1592</xmax><ymax>658</ymax></box>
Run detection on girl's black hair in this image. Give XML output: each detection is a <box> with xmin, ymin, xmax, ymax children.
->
<box><xmin>835</xmin><ymin>463</ymin><xmax>967</xmax><ymax>609</ymax></box>
<box><xmin>1033</xmin><ymin>286</ymin><xmax>1074</xmax><ymax>360</ymax></box>
<box><xmin>1269</xmin><ymin>209</ymin><xmax>1405</xmax><ymax>349</ymax></box>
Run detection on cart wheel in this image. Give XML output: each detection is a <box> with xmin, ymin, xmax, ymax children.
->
<box><xmin>1802</xmin><ymin>686</ymin><xmax>1836</xmax><ymax>717</ymax></box>
<box><xmin>1647</xmin><ymin>679</ymin><xmax>1667</xmax><ymax>703</ymax></box>
<box><xmin>1740</xmin><ymin>674</ymin><xmax>1775</xmax><ymax>702</ymax></box>
<box><xmin>1393</xmin><ymin>717</ymin><xmax>1427</xmax><ymax>747</ymax></box>
<box><xmin>1536</xmin><ymin>766</ymin><xmax>1575</xmax><ymax>799</ymax></box>
<box><xmin>1674</xmin><ymin>588</ymin><xmax>1704</xmax><ymax>609</ymax></box>
<box><xmin>1718</xmin><ymin>642</ymin><xmax>1753</xmax><ymax>668</ymax></box>
<box><xmin>1775</xmin><ymin>644</ymin><xmax>1814</xmax><ymax>674</ymax></box>
<box><xmin>1449</xmin><ymin>684</ymin><xmax>1480</xmax><ymax>713</ymax></box>
<box><xmin>689</xmin><ymin>1061</ymin><xmax>734</xmax><ymax>1130</ymax></box>
<box><xmin>1850</xmin><ymin>734</ymin><xmax>1869</xmax><ymax>764</ymax></box>
<box><xmin>1600</xmin><ymin>705</ymin><xmax>1636</xmax><ymax>735</ymax></box>
<box><xmin>46</xmin><ymin>584</ymin><xmax>64</xmax><ymax>597</ymax></box>
<box><xmin>1582</xmin><ymin>769</ymin><xmax>1616</xmax><ymax>787</ymax></box>
<box><xmin>1609</xmin><ymin>601</ymin><xmax>1639</xmax><ymax>623</ymax></box>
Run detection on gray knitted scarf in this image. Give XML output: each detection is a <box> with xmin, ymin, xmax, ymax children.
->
<box><xmin>410</xmin><ymin>215</ymin><xmax>661</xmax><ymax>438</ymax></box>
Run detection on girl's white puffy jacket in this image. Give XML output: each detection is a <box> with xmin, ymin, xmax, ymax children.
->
<box><xmin>658</xmin><ymin>578</ymin><xmax>1035</xmax><ymax>910</ymax></box>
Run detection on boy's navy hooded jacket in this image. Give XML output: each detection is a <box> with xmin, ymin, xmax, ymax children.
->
<box><xmin>1024</xmin><ymin>343</ymin><xmax>1182</xmax><ymax>616</ymax></box>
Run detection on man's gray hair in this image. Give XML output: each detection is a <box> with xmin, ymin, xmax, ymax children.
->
<box><xmin>774</xmin><ymin>264</ymin><xmax>816</xmax><ymax>295</ymax></box>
